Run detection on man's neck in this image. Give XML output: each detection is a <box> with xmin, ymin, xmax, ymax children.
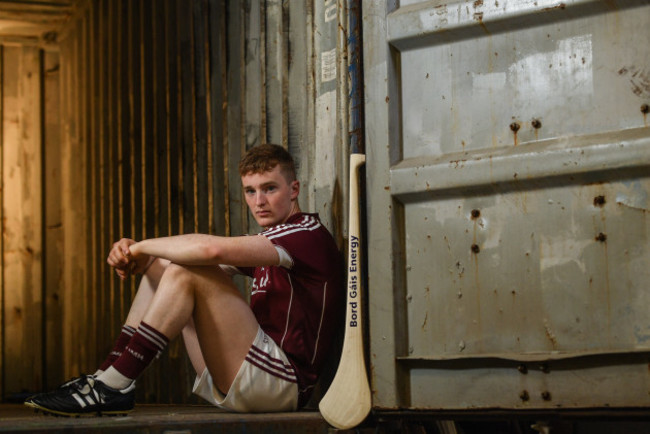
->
<box><xmin>286</xmin><ymin>201</ymin><xmax>301</xmax><ymax>221</ymax></box>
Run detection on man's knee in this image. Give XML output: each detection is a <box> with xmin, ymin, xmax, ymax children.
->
<box><xmin>161</xmin><ymin>262</ymin><xmax>194</xmax><ymax>283</ymax></box>
<box><xmin>161</xmin><ymin>262</ymin><xmax>231</xmax><ymax>286</ymax></box>
<box><xmin>138</xmin><ymin>257</ymin><xmax>172</xmax><ymax>290</ymax></box>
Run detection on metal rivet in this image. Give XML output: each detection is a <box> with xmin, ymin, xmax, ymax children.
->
<box><xmin>519</xmin><ymin>390</ymin><xmax>530</xmax><ymax>401</ymax></box>
<box><xmin>532</xmin><ymin>119</ymin><xmax>542</xmax><ymax>129</ymax></box>
<box><xmin>593</xmin><ymin>195</ymin><xmax>606</xmax><ymax>206</ymax></box>
<box><xmin>471</xmin><ymin>244</ymin><xmax>480</xmax><ymax>253</ymax></box>
<box><xmin>642</xmin><ymin>104</ymin><xmax>649</xmax><ymax>114</ymax></box>
<box><xmin>595</xmin><ymin>232</ymin><xmax>607</xmax><ymax>242</ymax></box>
<box><xmin>540</xmin><ymin>363</ymin><xmax>550</xmax><ymax>373</ymax></box>
<box><xmin>510</xmin><ymin>122</ymin><xmax>520</xmax><ymax>132</ymax></box>
<box><xmin>518</xmin><ymin>364</ymin><xmax>528</xmax><ymax>374</ymax></box>
<box><xmin>541</xmin><ymin>391</ymin><xmax>552</xmax><ymax>401</ymax></box>
<box><xmin>471</xmin><ymin>209</ymin><xmax>481</xmax><ymax>219</ymax></box>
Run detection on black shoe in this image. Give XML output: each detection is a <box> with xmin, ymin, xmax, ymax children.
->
<box><xmin>24</xmin><ymin>374</ymin><xmax>95</xmax><ymax>410</ymax></box>
<box><xmin>24</xmin><ymin>376</ymin><xmax>135</xmax><ymax>417</ymax></box>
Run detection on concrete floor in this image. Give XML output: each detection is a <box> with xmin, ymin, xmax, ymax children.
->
<box><xmin>0</xmin><ymin>404</ymin><xmax>332</xmax><ymax>433</ymax></box>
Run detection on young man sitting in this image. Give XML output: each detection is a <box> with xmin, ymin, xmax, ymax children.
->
<box><xmin>26</xmin><ymin>144</ymin><xmax>345</xmax><ymax>416</ymax></box>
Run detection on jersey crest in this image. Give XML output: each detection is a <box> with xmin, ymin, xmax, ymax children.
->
<box><xmin>251</xmin><ymin>267</ymin><xmax>270</xmax><ymax>295</ymax></box>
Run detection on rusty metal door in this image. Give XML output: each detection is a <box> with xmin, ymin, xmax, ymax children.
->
<box><xmin>364</xmin><ymin>0</ymin><xmax>650</xmax><ymax>410</ymax></box>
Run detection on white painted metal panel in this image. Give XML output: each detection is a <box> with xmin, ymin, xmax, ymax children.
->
<box><xmin>364</xmin><ymin>0</ymin><xmax>650</xmax><ymax>410</ymax></box>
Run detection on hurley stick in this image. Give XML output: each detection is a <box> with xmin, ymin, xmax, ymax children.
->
<box><xmin>319</xmin><ymin>153</ymin><xmax>370</xmax><ymax>429</ymax></box>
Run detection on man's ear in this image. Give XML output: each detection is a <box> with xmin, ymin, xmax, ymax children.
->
<box><xmin>290</xmin><ymin>180</ymin><xmax>300</xmax><ymax>199</ymax></box>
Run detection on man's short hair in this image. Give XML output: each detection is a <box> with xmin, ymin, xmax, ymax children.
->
<box><xmin>238</xmin><ymin>144</ymin><xmax>296</xmax><ymax>181</ymax></box>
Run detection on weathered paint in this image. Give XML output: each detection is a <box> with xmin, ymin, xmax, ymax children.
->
<box><xmin>347</xmin><ymin>0</ymin><xmax>364</xmax><ymax>155</ymax></box>
<box><xmin>364</xmin><ymin>0</ymin><xmax>650</xmax><ymax>410</ymax></box>
<box><xmin>311</xmin><ymin>0</ymin><xmax>341</xmax><ymax>233</ymax></box>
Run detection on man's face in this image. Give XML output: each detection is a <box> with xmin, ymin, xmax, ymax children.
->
<box><xmin>241</xmin><ymin>165</ymin><xmax>299</xmax><ymax>228</ymax></box>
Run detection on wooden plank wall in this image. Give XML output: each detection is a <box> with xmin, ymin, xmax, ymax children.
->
<box><xmin>42</xmin><ymin>49</ymin><xmax>63</xmax><ymax>396</ymax></box>
<box><xmin>1</xmin><ymin>45</ymin><xmax>44</xmax><ymax>399</ymax></box>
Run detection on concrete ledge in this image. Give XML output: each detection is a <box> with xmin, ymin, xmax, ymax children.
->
<box><xmin>0</xmin><ymin>404</ymin><xmax>331</xmax><ymax>434</ymax></box>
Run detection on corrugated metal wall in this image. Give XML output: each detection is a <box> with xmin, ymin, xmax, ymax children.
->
<box><xmin>58</xmin><ymin>0</ymin><xmax>227</xmax><ymax>403</ymax></box>
<box><xmin>0</xmin><ymin>0</ymin><xmax>355</xmax><ymax>403</ymax></box>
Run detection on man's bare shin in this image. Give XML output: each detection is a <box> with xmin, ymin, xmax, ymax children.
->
<box><xmin>182</xmin><ymin>319</ymin><xmax>207</xmax><ymax>375</ymax></box>
<box><xmin>124</xmin><ymin>258</ymin><xmax>169</xmax><ymax>327</ymax></box>
<box><xmin>140</xmin><ymin>263</ymin><xmax>198</xmax><ymax>340</ymax></box>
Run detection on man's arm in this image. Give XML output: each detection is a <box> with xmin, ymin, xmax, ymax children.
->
<box><xmin>107</xmin><ymin>234</ymin><xmax>279</xmax><ymax>280</ymax></box>
<box><xmin>128</xmin><ymin>233</ymin><xmax>279</xmax><ymax>269</ymax></box>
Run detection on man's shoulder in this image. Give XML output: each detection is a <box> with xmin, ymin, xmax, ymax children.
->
<box><xmin>262</xmin><ymin>213</ymin><xmax>324</xmax><ymax>240</ymax></box>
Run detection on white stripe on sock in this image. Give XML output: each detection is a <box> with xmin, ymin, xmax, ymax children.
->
<box><xmin>138</xmin><ymin>326</ymin><xmax>167</xmax><ymax>350</ymax></box>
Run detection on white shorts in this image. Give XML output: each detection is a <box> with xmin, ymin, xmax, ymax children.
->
<box><xmin>192</xmin><ymin>326</ymin><xmax>299</xmax><ymax>412</ymax></box>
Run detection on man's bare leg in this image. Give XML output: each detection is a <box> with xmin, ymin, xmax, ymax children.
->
<box><xmin>181</xmin><ymin>318</ymin><xmax>207</xmax><ymax>375</ymax></box>
<box><xmin>96</xmin><ymin>259</ymin><xmax>171</xmax><ymax>373</ymax></box>
<box><xmin>108</xmin><ymin>258</ymin><xmax>210</xmax><ymax>377</ymax></box>
<box><xmin>98</xmin><ymin>262</ymin><xmax>257</xmax><ymax>393</ymax></box>
<box><xmin>139</xmin><ymin>263</ymin><xmax>259</xmax><ymax>392</ymax></box>
<box><xmin>107</xmin><ymin>258</ymin><xmax>215</xmax><ymax>380</ymax></box>
<box><xmin>123</xmin><ymin>258</ymin><xmax>170</xmax><ymax>327</ymax></box>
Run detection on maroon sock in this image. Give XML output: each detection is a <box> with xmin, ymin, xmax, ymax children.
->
<box><xmin>98</xmin><ymin>325</ymin><xmax>137</xmax><ymax>371</ymax></box>
<box><xmin>111</xmin><ymin>321</ymin><xmax>169</xmax><ymax>380</ymax></box>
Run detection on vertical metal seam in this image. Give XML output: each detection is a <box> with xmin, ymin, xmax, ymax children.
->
<box><xmin>175</xmin><ymin>0</ymin><xmax>184</xmax><ymax>235</ymax></box>
<box><xmin>192</xmin><ymin>0</ymin><xmax>199</xmax><ymax>233</ymax></box>
<box><xmin>86</xmin><ymin>0</ymin><xmax>99</xmax><ymax>368</ymax></box>
<box><xmin>338</xmin><ymin>0</ymin><xmax>350</xmax><ymax>233</ymax></box>
<box><xmin>281</xmin><ymin>0</ymin><xmax>289</xmax><ymax>148</ymax></box>
<box><xmin>127</xmin><ymin>0</ymin><xmax>136</xmax><ymax>301</ymax></box>
<box><xmin>239</xmin><ymin>0</ymin><xmax>247</xmax><ymax>233</ymax></box>
<box><xmin>346</xmin><ymin>0</ymin><xmax>363</xmax><ymax>155</ymax></box>
<box><xmin>204</xmin><ymin>0</ymin><xmax>214</xmax><ymax>235</ymax></box>
<box><xmin>115</xmin><ymin>0</ymin><xmax>125</xmax><ymax>317</ymax></box>
<box><xmin>139</xmin><ymin>0</ymin><xmax>146</xmax><ymax>238</ymax></box>
<box><xmin>106</xmin><ymin>0</ymin><xmax>116</xmax><ymax>348</ymax></box>
<box><xmin>259</xmin><ymin>0</ymin><xmax>266</xmax><ymax>144</ymax></box>
<box><xmin>164</xmin><ymin>0</ymin><xmax>172</xmax><ymax>237</ymax></box>
<box><xmin>151</xmin><ymin>0</ymin><xmax>160</xmax><ymax>239</ymax></box>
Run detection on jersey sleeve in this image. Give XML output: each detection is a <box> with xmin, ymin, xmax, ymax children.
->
<box><xmin>274</xmin><ymin>244</ymin><xmax>294</xmax><ymax>269</ymax></box>
<box><xmin>261</xmin><ymin>215</ymin><xmax>336</xmax><ymax>278</ymax></box>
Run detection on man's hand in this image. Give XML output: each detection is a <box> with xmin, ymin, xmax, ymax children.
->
<box><xmin>107</xmin><ymin>238</ymin><xmax>151</xmax><ymax>280</ymax></box>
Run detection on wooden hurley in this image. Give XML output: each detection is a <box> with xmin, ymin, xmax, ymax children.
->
<box><xmin>319</xmin><ymin>153</ymin><xmax>370</xmax><ymax>429</ymax></box>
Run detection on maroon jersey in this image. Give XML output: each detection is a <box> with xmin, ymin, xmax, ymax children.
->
<box><xmin>239</xmin><ymin>213</ymin><xmax>344</xmax><ymax>406</ymax></box>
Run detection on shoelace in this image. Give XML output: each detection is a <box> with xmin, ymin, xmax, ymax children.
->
<box><xmin>59</xmin><ymin>374</ymin><xmax>94</xmax><ymax>389</ymax></box>
<box><xmin>72</xmin><ymin>376</ymin><xmax>105</xmax><ymax>405</ymax></box>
